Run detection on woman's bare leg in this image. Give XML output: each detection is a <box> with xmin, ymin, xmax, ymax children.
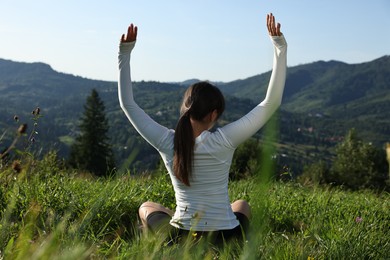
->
<box><xmin>231</xmin><ymin>199</ymin><xmax>251</xmax><ymax>219</ymax></box>
<box><xmin>138</xmin><ymin>201</ymin><xmax>174</xmax><ymax>232</ymax></box>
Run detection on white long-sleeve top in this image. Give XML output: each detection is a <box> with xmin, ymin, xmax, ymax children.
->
<box><xmin>118</xmin><ymin>35</ymin><xmax>287</xmax><ymax>231</ymax></box>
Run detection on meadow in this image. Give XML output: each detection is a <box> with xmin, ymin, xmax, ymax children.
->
<box><xmin>0</xmin><ymin>152</ymin><xmax>389</xmax><ymax>259</ymax></box>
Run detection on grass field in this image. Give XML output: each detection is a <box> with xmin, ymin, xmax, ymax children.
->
<box><xmin>0</xmin><ymin>152</ymin><xmax>389</xmax><ymax>259</ymax></box>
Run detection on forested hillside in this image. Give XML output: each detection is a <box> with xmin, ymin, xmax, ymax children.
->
<box><xmin>0</xmin><ymin>55</ymin><xmax>389</xmax><ymax>173</ymax></box>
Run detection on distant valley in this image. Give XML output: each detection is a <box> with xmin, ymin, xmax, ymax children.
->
<box><xmin>1</xmin><ymin>55</ymin><xmax>389</xmax><ymax>174</ymax></box>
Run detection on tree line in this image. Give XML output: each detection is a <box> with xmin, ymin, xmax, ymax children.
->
<box><xmin>6</xmin><ymin>88</ymin><xmax>387</xmax><ymax>191</ymax></box>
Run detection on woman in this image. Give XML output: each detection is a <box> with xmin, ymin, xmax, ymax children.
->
<box><xmin>118</xmin><ymin>13</ymin><xmax>287</xmax><ymax>244</ymax></box>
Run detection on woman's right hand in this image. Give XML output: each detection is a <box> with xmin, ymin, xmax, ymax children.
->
<box><xmin>121</xmin><ymin>23</ymin><xmax>138</xmax><ymax>43</ymax></box>
<box><xmin>267</xmin><ymin>13</ymin><xmax>282</xmax><ymax>36</ymax></box>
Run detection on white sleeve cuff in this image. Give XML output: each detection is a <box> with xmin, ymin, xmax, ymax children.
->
<box><xmin>270</xmin><ymin>34</ymin><xmax>287</xmax><ymax>50</ymax></box>
<box><xmin>119</xmin><ymin>41</ymin><xmax>136</xmax><ymax>53</ymax></box>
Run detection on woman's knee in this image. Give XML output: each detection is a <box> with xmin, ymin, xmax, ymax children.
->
<box><xmin>138</xmin><ymin>201</ymin><xmax>173</xmax><ymax>232</ymax></box>
<box><xmin>231</xmin><ymin>199</ymin><xmax>251</xmax><ymax>219</ymax></box>
<box><xmin>139</xmin><ymin>201</ymin><xmax>158</xmax><ymax>219</ymax></box>
<box><xmin>138</xmin><ymin>201</ymin><xmax>173</xmax><ymax>220</ymax></box>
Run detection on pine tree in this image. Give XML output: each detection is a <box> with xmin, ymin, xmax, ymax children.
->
<box><xmin>68</xmin><ymin>89</ymin><xmax>115</xmax><ymax>176</ymax></box>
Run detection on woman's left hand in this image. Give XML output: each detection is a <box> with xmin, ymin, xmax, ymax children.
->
<box><xmin>267</xmin><ymin>13</ymin><xmax>282</xmax><ymax>36</ymax></box>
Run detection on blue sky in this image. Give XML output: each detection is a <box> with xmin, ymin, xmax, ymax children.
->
<box><xmin>0</xmin><ymin>1</ymin><xmax>389</xmax><ymax>82</ymax></box>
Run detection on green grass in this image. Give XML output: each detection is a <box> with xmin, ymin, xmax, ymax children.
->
<box><xmin>0</xmin><ymin>153</ymin><xmax>389</xmax><ymax>259</ymax></box>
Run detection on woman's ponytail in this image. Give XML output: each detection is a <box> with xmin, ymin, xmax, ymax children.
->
<box><xmin>173</xmin><ymin>82</ymin><xmax>225</xmax><ymax>186</ymax></box>
<box><xmin>173</xmin><ymin>111</ymin><xmax>194</xmax><ymax>186</ymax></box>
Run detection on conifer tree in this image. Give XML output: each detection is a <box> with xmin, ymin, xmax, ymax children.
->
<box><xmin>68</xmin><ymin>89</ymin><xmax>115</xmax><ymax>176</ymax></box>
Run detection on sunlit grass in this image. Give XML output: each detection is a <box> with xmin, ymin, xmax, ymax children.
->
<box><xmin>0</xmin><ymin>158</ymin><xmax>389</xmax><ymax>259</ymax></box>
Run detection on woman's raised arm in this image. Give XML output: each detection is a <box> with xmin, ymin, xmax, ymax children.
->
<box><xmin>220</xmin><ymin>13</ymin><xmax>287</xmax><ymax>148</ymax></box>
<box><xmin>118</xmin><ymin>24</ymin><xmax>172</xmax><ymax>152</ymax></box>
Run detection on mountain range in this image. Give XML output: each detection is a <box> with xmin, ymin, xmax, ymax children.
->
<box><xmin>0</xmin><ymin>55</ymin><xmax>389</xmax><ymax>173</ymax></box>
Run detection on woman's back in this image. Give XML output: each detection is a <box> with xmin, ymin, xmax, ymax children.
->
<box><xmin>164</xmin><ymin>129</ymin><xmax>238</xmax><ymax>231</ymax></box>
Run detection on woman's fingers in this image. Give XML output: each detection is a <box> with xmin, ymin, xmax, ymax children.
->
<box><xmin>121</xmin><ymin>23</ymin><xmax>138</xmax><ymax>43</ymax></box>
<box><xmin>276</xmin><ymin>22</ymin><xmax>281</xmax><ymax>36</ymax></box>
<box><xmin>267</xmin><ymin>13</ymin><xmax>272</xmax><ymax>34</ymax></box>
<box><xmin>133</xmin><ymin>25</ymin><xmax>138</xmax><ymax>40</ymax></box>
<box><xmin>126</xmin><ymin>24</ymin><xmax>134</xmax><ymax>41</ymax></box>
<box><xmin>267</xmin><ymin>13</ymin><xmax>282</xmax><ymax>36</ymax></box>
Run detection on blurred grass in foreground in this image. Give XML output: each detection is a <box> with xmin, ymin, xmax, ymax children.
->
<box><xmin>0</xmin><ymin>156</ymin><xmax>389</xmax><ymax>259</ymax></box>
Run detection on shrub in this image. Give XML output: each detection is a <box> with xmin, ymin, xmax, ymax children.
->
<box><xmin>297</xmin><ymin>161</ymin><xmax>329</xmax><ymax>186</ymax></box>
<box><xmin>330</xmin><ymin>129</ymin><xmax>388</xmax><ymax>190</ymax></box>
<box><xmin>230</xmin><ymin>138</ymin><xmax>261</xmax><ymax>180</ymax></box>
